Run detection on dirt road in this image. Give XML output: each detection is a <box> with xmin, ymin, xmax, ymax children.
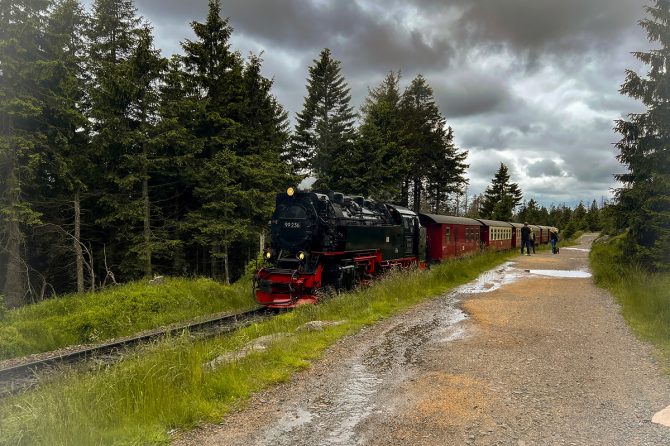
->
<box><xmin>175</xmin><ymin>235</ymin><xmax>670</xmax><ymax>445</ymax></box>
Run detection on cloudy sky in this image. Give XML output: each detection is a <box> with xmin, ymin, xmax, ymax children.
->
<box><xmin>106</xmin><ymin>0</ymin><xmax>652</xmax><ymax>207</ymax></box>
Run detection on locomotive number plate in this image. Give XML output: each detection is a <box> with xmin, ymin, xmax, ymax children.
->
<box><xmin>284</xmin><ymin>221</ymin><xmax>301</xmax><ymax>229</ymax></box>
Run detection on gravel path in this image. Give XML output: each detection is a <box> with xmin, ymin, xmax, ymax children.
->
<box><xmin>174</xmin><ymin>235</ymin><xmax>670</xmax><ymax>445</ymax></box>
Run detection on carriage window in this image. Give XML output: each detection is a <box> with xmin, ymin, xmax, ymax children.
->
<box><xmin>444</xmin><ymin>227</ymin><xmax>451</xmax><ymax>243</ymax></box>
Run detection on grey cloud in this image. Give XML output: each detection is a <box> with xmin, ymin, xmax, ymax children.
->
<box><xmin>433</xmin><ymin>72</ymin><xmax>514</xmax><ymax>118</ymax></box>
<box><xmin>449</xmin><ymin>0</ymin><xmax>643</xmax><ymax>56</ymax></box>
<box><xmin>136</xmin><ymin>0</ymin><xmax>455</xmax><ymax>74</ymax></box>
<box><xmin>527</xmin><ymin>159</ymin><xmax>564</xmax><ymax>178</ymax></box>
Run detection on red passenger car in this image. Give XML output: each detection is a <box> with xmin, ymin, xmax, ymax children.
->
<box><xmin>538</xmin><ymin>226</ymin><xmax>551</xmax><ymax>244</ymax></box>
<box><xmin>530</xmin><ymin>225</ymin><xmax>542</xmax><ymax>246</ymax></box>
<box><xmin>419</xmin><ymin>213</ymin><xmax>482</xmax><ymax>262</ymax></box>
<box><xmin>476</xmin><ymin>219</ymin><xmax>513</xmax><ymax>251</ymax></box>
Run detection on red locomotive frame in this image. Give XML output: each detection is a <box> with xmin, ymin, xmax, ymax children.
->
<box><xmin>255</xmin><ymin>250</ymin><xmax>419</xmax><ymax>308</ymax></box>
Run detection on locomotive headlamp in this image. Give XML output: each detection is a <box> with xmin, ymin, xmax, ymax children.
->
<box><xmin>287</xmin><ymin>187</ymin><xmax>295</xmax><ymax>197</ymax></box>
<box><xmin>264</xmin><ymin>250</ymin><xmax>272</xmax><ymax>259</ymax></box>
<box><xmin>296</xmin><ymin>251</ymin><xmax>306</xmax><ymax>261</ymax></box>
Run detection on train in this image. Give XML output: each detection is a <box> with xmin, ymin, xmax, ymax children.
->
<box><xmin>254</xmin><ymin>187</ymin><xmax>553</xmax><ymax>308</ymax></box>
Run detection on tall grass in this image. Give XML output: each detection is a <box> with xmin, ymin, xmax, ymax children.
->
<box><xmin>0</xmin><ymin>250</ymin><xmax>514</xmax><ymax>446</ymax></box>
<box><xmin>590</xmin><ymin>236</ymin><xmax>670</xmax><ymax>369</ymax></box>
<box><xmin>0</xmin><ymin>277</ymin><xmax>256</xmax><ymax>360</ymax></box>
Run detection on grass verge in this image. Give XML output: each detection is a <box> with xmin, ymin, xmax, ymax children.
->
<box><xmin>590</xmin><ymin>235</ymin><xmax>670</xmax><ymax>371</ymax></box>
<box><xmin>0</xmin><ymin>277</ymin><xmax>256</xmax><ymax>360</ymax></box>
<box><xmin>0</xmin><ymin>250</ymin><xmax>515</xmax><ymax>446</ymax></box>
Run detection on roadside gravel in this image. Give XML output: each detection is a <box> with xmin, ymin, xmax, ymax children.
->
<box><xmin>174</xmin><ymin>235</ymin><xmax>670</xmax><ymax>445</ymax></box>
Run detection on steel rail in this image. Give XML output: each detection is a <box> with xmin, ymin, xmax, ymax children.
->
<box><xmin>0</xmin><ymin>307</ymin><xmax>269</xmax><ymax>391</ymax></box>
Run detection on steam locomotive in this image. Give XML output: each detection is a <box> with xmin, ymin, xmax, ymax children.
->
<box><xmin>254</xmin><ymin>187</ymin><xmax>552</xmax><ymax>308</ymax></box>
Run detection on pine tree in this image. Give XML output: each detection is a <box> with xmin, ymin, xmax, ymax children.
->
<box><xmin>347</xmin><ymin>71</ymin><xmax>405</xmax><ymax>197</ymax></box>
<box><xmin>586</xmin><ymin>199</ymin><xmax>601</xmax><ymax>231</ymax></box>
<box><xmin>180</xmin><ymin>0</ymin><xmax>247</xmax><ymax>283</ymax></box>
<box><xmin>614</xmin><ymin>0</ymin><xmax>670</xmax><ymax>270</ymax></box>
<box><xmin>40</xmin><ymin>0</ymin><xmax>91</xmax><ymax>293</ymax></box>
<box><xmin>87</xmin><ymin>0</ymin><xmax>141</xmax><ymax>280</ymax></box>
<box><xmin>517</xmin><ymin>198</ymin><xmax>541</xmax><ymax>223</ymax></box>
<box><xmin>291</xmin><ymin>48</ymin><xmax>356</xmax><ymax>189</ymax></box>
<box><xmin>0</xmin><ymin>0</ymin><xmax>50</xmax><ymax>306</ymax></box>
<box><xmin>399</xmin><ymin>75</ymin><xmax>468</xmax><ymax>212</ymax></box>
<box><xmin>480</xmin><ymin>163</ymin><xmax>523</xmax><ymax>221</ymax></box>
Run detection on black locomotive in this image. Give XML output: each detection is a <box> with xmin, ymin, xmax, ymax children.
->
<box><xmin>255</xmin><ymin>187</ymin><xmax>425</xmax><ymax>307</ymax></box>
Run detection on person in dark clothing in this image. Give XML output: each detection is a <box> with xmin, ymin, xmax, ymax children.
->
<box><xmin>550</xmin><ymin>228</ymin><xmax>559</xmax><ymax>254</ymax></box>
<box><xmin>520</xmin><ymin>222</ymin><xmax>532</xmax><ymax>256</ymax></box>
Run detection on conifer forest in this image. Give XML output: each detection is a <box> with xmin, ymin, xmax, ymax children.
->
<box><xmin>1</xmin><ymin>0</ymin><xmax>668</xmax><ymax>308</ymax></box>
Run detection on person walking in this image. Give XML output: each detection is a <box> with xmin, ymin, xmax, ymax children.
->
<box><xmin>520</xmin><ymin>222</ymin><xmax>532</xmax><ymax>255</ymax></box>
<box><xmin>550</xmin><ymin>228</ymin><xmax>559</xmax><ymax>254</ymax></box>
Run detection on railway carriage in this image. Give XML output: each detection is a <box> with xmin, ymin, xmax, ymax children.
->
<box><xmin>538</xmin><ymin>226</ymin><xmax>551</xmax><ymax>244</ymax></box>
<box><xmin>419</xmin><ymin>213</ymin><xmax>482</xmax><ymax>262</ymax></box>
<box><xmin>476</xmin><ymin>219</ymin><xmax>514</xmax><ymax>251</ymax></box>
<box><xmin>530</xmin><ymin>225</ymin><xmax>542</xmax><ymax>246</ymax></box>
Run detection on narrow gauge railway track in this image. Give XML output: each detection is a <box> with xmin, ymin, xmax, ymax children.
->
<box><xmin>0</xmin><ymin>307</ymin><xmax>270</xmax><ymax>397</ymax></box>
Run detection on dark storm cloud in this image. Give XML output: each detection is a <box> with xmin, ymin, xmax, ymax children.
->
<box><xmin>135</xmin><ymin>0</ymin><xmax>455</xmax><ymax>73</ymax></box>
<box><xmin>443</xmin><ymin>0</ymin><xmax>645</xmax><ymax>55</ymax></box>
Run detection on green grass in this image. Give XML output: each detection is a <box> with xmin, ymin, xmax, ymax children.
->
<box><xmin>0</xmin><ymin>277</ymin><xmax>256</xmax><ymax>360</ymax></box>
<box><xmin>590</xmin><ymin>236</ymin><xmax>670</xmax><ymax>370</ymax></box>
<box><xmin>0</xmin><ymin>250</ymin><xmax>514</xmax><ymax>446</ymax></box>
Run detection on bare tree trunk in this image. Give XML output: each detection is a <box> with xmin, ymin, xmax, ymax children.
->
<box><xmin>210</xmin><ymin>245</ymin><xmax>219</xmax><ymax>281</ymax></box>
<box><xmin>3</xmin><ymin>155</ymin><xmax>27</xmax><ymax>308</ymax></box>
<box><xmin>223</xmin><ymin>244</ymin><xmax>230</xmax><ymax>285</ymax></box>
<box><xmin>4</xmin><ymin>217</ymin><xmax>26</xmax><ymax>308</ymax></box>
<box><xmin>259</xmin><ymin>230</ymin><xmax>265</xmax><ymax>253</ymax></box>
<box><xmin>142</xmin><ymin>144</ymin><xmax>152</xmax><ymax>277</ymax></box>
<box><xmin>74</xmin><ymin>187</ymin><xmax>84</xmax><ymax>293</ymax></box>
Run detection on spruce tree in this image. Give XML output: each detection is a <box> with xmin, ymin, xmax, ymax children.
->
<box><xmin>399</xmin><ymin>75</ymin><xmax>468</xmax><ymax>212</ymax></box>
<box><xmin>88</xmin><ymin>0</ymin><xmax>165</xmax><ymax>279</ymax></box>
<box><xmin>180</xmin><ymin>0</ymin><xmax>247</xmax><ymax>283</ymax></box>
<box><xmin>34</xmin><ymin>0</ymin><xmax>92</xmax><ymax>293</ymax></box>
<box><xmin>350</xmin><ymin>71</ymin><xmax>406</xmax><ymax>198</ymax></box>
<box><xmin>0</xmin><ymin>0</ymin><xmax>50</xmax><ymax>306</ymax></box>
<box><xmin>614</xmin><ymin>0</ymin><xmax>670</xmax><ymax>270</ymax></box>
<box><xmin>291</xmin><ymin>48</ymin><xmax>356</xmax><ymax>189</ymax></box>
<box><xmin>480</xmin><ymin>163</ymin><xmax>523</xmax><ymax>221</ymax></box>
<box><xmin>87</xmin><ymin>0</ymin><xmax>141</xmax><ymax>280</ymax></box>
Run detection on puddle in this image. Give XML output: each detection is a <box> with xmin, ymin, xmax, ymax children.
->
<box><xmin>434</xmin><ymin>305</ymin><xmax>468</xmax><ymax>342</ymax></box>
<box><xmin>322</xmin><ymin>364</ymin><xmax>382</xmax><ymax>445</ymax></box>
<box><xmin>454</xmin><ymin>262</ymin><xmax>521</xmax><ymax>294</ymax></box>
<box><xmin>562</xmin><ymin>247</ymin><xmax>590</xmax><ymax>252</ymax></box>
<box><xmin>261</xmin><ymin>363</ymin><xmax>382</xmax><ymax>446</ymax></box>
<box><xmin>274</xmin><ymin>408</ymin><xmax>314</xmax><ymax>431</ymax></box>
<box><xmin>527</xmin><ymin>269</ymin><xmax>592</xmax><ymax>278</ymax></box>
